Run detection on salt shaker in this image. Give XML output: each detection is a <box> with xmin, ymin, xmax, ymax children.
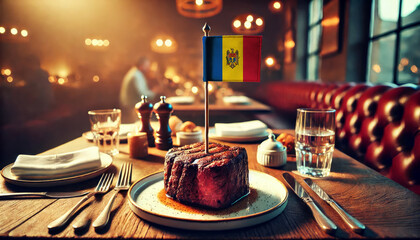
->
<box><xmin>153</xmin><ymin>96</ymin><xmax>173</xmax><ymax>150</ymax></box>
<box><xmin>135</xmin><ymin>95</ymin><xmax>155</xmax><ymax>147</ymax></box>
<box><xmin>257</xmin><ymin>133</ymin><xmax>287</xmax><ymax>167</ymax></box>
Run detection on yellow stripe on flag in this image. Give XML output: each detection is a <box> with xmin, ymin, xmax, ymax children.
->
<box><xmin>222</xmin><ymin>36</ymin><xmax>243</xmax><ymax>82</ymax></box>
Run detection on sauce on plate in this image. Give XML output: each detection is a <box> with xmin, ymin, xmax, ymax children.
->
<box><xmin>157</xmin><ymin>187</ymin><xmax>258</xmax><ymax>215</ymax></box>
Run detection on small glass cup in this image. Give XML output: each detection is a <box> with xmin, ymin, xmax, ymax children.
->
<box><xmin>295</xmin><ymin>108</ymin><xmax>336</xmax><ymax>177</ymax></box>
<box><xmin>88</xmin><ymin>109</ymin><xmax>121</xmax><ymax>156</ymax></box>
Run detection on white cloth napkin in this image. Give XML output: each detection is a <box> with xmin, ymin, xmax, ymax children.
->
<box><xmin>215</xmin><ymin>120</ymin><xmax>267</xmax><ymax>137</ymax></box>
<box><xmin>11</xmin><ymin>146</ymin><xmax>102</xmax><ymax>179</ymax></box>
<box><xmin>223</xmin><ymin>96</ymin><xmax>251</xmax><ymax>105</ymax></box>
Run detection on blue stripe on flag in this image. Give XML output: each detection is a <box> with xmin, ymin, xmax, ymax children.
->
<box><xmin>203</xmin><ymin>37</ymin><xmax>222</xmax><ymax>82</ymax></box>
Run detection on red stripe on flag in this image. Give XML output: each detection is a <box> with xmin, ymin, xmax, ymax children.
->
<box><xmin>243</xmin><ymin>36</ymin><xmax>261</xmax><ymax>82</ymax></box>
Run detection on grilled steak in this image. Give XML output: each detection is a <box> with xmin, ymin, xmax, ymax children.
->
<box><xmin>164</xmin><ymin>142</ymin><xmax>249</xmax><ymax>209</ymax></box>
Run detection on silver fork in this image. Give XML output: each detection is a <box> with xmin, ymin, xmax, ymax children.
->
<box><xmin>92</xmin><ymin>163</ymin><xmax>132</xmax><ymax>228</ymax></box>
<box><xmin>48</xmin><ymin>173</ymin><xmax>114</xmax><ymax>230</ymax></box>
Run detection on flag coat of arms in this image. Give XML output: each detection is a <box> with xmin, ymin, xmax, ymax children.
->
<box><xmin>203</xmin><ymin>35</ymin><xmax>262</xmax><ymax>82</ymax></box>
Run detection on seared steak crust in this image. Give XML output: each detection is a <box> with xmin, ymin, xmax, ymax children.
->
<box><xmin>164</xmin><ymin>142</ymin><xmax>249</xmax><ymax>209</ymax></box>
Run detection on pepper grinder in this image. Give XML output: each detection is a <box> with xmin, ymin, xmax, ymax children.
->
<box><xmin>153</xmin><ymin>96</ymin><xmax>173</xmax><ymax>150</ymax></box>
<box><xmin>135</xmin><ymin>95</ymin><xmax>155</xmax><ymax>147</ymax></box>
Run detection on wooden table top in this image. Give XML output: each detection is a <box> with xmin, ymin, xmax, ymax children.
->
<box><xmin>1</xmin><ymin>129</ymin><xmax>419</xmax><ymax>239</ymax></box>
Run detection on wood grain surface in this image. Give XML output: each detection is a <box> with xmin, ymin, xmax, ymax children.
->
<box><xmin>1</xmin><ymin>129</ymin><xmax>419</xmax><ymax>239</ymax></box>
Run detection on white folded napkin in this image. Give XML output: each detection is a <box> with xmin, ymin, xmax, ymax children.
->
<box><xmin>119</xmin><ymin>123</ymin><xmax>136</xmax><ymax>136</ymax></box>
<box><xmin>215</xmin><ymin>120</ymin><xmax>267</xmax><ymax>137</ymax></box>
<box><xmin>223</xmin><ymin>96</ymin><xmax>251</xmax><ymax>105</ymax></box>
<box><xmin>11</xmin><ymin>146</ymin><xmax>102</xmax><ymax>179</ymax></box>
<box><xmin>166</xmin><ymin>96</ymin><xmax>195</xmax><ymax>104</ymax></box>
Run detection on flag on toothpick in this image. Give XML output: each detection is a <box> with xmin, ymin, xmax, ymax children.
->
<box><xmin>203</xmin><ymin>35</ymin><xmax>262</xmax><ymax>82</ymax></box>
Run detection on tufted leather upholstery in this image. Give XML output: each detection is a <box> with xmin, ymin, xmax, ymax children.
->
<box><xmin>253</xmin><ymin>81</ymin><xmax>420</xmax><ymax>194</ymax></box>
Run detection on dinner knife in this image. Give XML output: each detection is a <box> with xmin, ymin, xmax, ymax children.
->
<box><xmin>0</xmin><ymin>191</ymin><xmax>88</xmax><ymax>199</ymax></box>
<box><xmin>282</xmin><ymin>173</ymin><xmax>337</xmax><ymax>234</ymax></box>
<box><xmin>304</xmin><ymin>178</ymin><xmax>366</xmax><ymax>233</ymax></box>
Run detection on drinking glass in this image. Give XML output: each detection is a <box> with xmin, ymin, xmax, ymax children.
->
<box><xmin>295</xmin><ymin>108</ymin><xmax>336</xmax><ymax>177</ymax></box>
<box><xmin>88</xmin><ymin>109</ymin><xmax>121</xmax><ymax>156</ymax></box>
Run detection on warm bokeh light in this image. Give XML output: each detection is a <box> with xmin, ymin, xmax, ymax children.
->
<box><xmin>400</xmin><ymin>58</ymin><xmax>409</xmax><ymax>66</ymax></box>
<box><xmin>285</xmin><ymin>40</ymin><xmax>295</xmax><ymax>48</ymax></box>
<box><xmin>0</xmin><ymin>27</ymin><xmax>5</xmax><ymax>34</ymax></box>
<box><xmin>165</xmin><ymin>39</ymin><xmax>172</xmax><ymax>47</ymax></box>
<box><xmin>398</xmin><ymin>64</ymin><xmax>404</xmax><ymax>71</ymax></box>
<box><xmin>232</xmin><ymin>13</ymin><xmax>264</xmax><ymax>34</ymax></box>
<box><xmin>48</xmin><ymin>76</ymin><xmax>56</xmax><ymax>83</ymax></box>
<box><xmin>3</xmin><ymin>68</ymin><xmax>12</xmax><ymax>76</ymax></box>
<box><xmin>177</xmin><ymin>0</ymin><xmax>222</xmax><ymax>18</ymax></box>
<box><xmin>208</xmin><ymin>83</ymin><xmax>214</xmax><ymax>92</ymax></box>
<box><xmin>172</xmin><ymin>75</ymin><xmax>180</xmax><ymax>83</ymax></box>
<box><xmin>273</xmin><ymin>1</ymin><xmax>281</xmax><ymax>9</ymax></box>
<box><xmin>21</xmin><ymin>29</ymin><xmax>28</xmax><ymax>37</ymax></box>
<box><xmin>152</xmin><ymin>36</ymin><xmax>177</xmax><ymax>53</ymax></box>
<box><xmin>321</xmin><ymin>17</ymin><xmax>340</xmax><ymax>27</ymax></box>
<box><xmin>265</xmin><ymin>57</ymin><xmax>275</xmax><ymax>67</ymax></box>
<box><xmin>93</xmin><ymin>75</ymin><xmax>100</xmax><ymax>82</ymax></box>
<box><xmin>233</xmin><ymin>20</ymin><xmax>241</xmax><ymax>28</ymax></box>
<box><xmin>244</xmin><ymin>21</ymin><xmax>251</xmax><ymax>29</ymax></box>
<box><xmin>184</xmin><ymin>81</ymin><xmax>193</xmax><ymax>89</ymax></box>
<box><xmin>246</xmin><ymin>15</ymin><xmax>254</xmax><ymax>22</ymax></box>
<box><xmin>165</xmin><ymin>67</ymin><xmax>176</xmax><ymax>79</ymax></box>
<box><xmin>57</xmin><ymin>78</ymin><xmax>65</xmax><ymax>85</ymax></box>
<box><xmin>85</xmin><ymin>38</ymin><xmax>109</xmax><ymax>47</ymax></box>
<box><xmin>57</xmin><ymin>68</ymin><xmax>69</xmax><ymax>78</ymax></box>
<box><xmin>10</xmin><ymin>28</ymin><xmax>18</xmax><ymax>35</ymax></box>
<box><xmin>7</xmin><ymin>76</ymin><xmax>13</xmax><ymax>83</ymax></box>
<box><xmin>411</xmin><ymin>65</ymin><xmax>418</xmax><ymax>73</ymax></box>
<box><xmin>191</xmin><ymin>86</ymin><xmax>199</xmax><ymax>94</ymax></box>
<box><xmin>372</xmin><ymin>64</ymin><xmax>381</xmax><ymax>73</ymax></box>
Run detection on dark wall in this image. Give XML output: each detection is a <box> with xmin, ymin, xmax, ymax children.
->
<box><xmin>319</xmin><ymin>0</ymin><xmax>349</xmax><ymax>83</ymax></box>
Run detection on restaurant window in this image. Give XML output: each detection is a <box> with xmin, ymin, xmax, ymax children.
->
<box><xmin>367</xmin><ymin>0</ymin><xmax>420</xmax><ymax>84</ymax></box>
<box><xmin>306</xmin><ymin>0</ymin><xmax>323</xmax><ymax>80</ymax></box>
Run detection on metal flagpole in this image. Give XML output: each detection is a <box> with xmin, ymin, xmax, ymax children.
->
<box><xmin>203</xmin><ymin>23</ymin><xmax>210</xmax><ymax>154</ymax></box>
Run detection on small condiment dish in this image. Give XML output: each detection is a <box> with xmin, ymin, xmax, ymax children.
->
<box><xmin>257</xmin><ymin>133</ymin><xmax>287</xmax><ymax>167</ymax></box>
<box><xmin>176</xmin><ymin>131</ymin><xmax>203</xmax><ymax>146</ymax></box>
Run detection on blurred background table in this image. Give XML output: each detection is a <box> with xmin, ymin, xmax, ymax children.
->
<box><xmin>170</xmin><ymin>97</ymin><xmax>272</xmax><ymax>126</ymax></box>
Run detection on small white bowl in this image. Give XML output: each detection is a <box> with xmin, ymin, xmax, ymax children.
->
<box><xmin>257</xmin><ymin>133</ymin><xmax>287</xmax><ymax>167</ymax></box>
<box><xmin>176</xmin><ymin>131</ymin><xmax>203</xmax><ymax>146</ymax></box>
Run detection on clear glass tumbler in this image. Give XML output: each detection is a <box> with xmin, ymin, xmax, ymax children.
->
<box><xmin>295</xmin><ymin>108</ymin><xmax>336</xmax><ymax>177</ymax></box>
<box><xmin>88</xmin><ymin>109</ymin><xmax>121</xmax><ymax>156</ymax></box>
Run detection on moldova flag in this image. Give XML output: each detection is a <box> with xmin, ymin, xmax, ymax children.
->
<box><xmin>203</xmin><ymin>35</ymin><xmax>262</xmax><ymax>82</ymax></box>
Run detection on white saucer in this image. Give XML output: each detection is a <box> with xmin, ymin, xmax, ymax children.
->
<box><xmin>209</xmin><ymin>128</ymin><xmax>269</xmax><ymax>142</ymax></box>
<box><xmin>1</xmin><ymin>153</ymin><xmax>113</xmax><ymax>187</ymax></box>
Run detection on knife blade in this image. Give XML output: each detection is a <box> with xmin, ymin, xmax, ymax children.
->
<box><xmin>304</xmin><ymin>178</ymin><xmax>366</xmax><ymax>233</ymax></box>
<box><xmin>282</xmin><ymin>172</ymin><xmax>337</xmax><ymax>234</ymax></box>
<box><xmin>0</xmin><ymin>191</ymin><xmax>89</xmax><ymax>199</ymax></box>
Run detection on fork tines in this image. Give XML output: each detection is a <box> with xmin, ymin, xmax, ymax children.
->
<box><xmin>96</xmin><ymin>173</ymin><xmax>114</xmax><ymax>192</ymax></box>
<box><xmin>117</xmin><ymin>163</ymin><xmax>132</xmax><ymax>187</ymax></box>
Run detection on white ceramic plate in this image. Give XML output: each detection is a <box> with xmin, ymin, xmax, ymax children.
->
<box><xmin>1</xmin><ymin>153</ymin><xmax>113</xmax><ymax>187</ymax></box>
<box><xmin>209</xmin><ymin>128</ymin><xmax>269</xmax><ymax>143</ymax></box>
<box><xmin>166</xmin><ymin>96</ymin><xmax>195</xmax><ymax>105</ymax></box>
<box><xmin>128</xmin><ymin>170</ymin><xmax>288</xmax><ymax>231</ymax></box>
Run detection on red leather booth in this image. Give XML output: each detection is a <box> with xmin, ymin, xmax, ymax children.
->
<box><xmin>253</xmin><ymin>81</ymin><xmax>420</xmax><ymax>194</ymax></box>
